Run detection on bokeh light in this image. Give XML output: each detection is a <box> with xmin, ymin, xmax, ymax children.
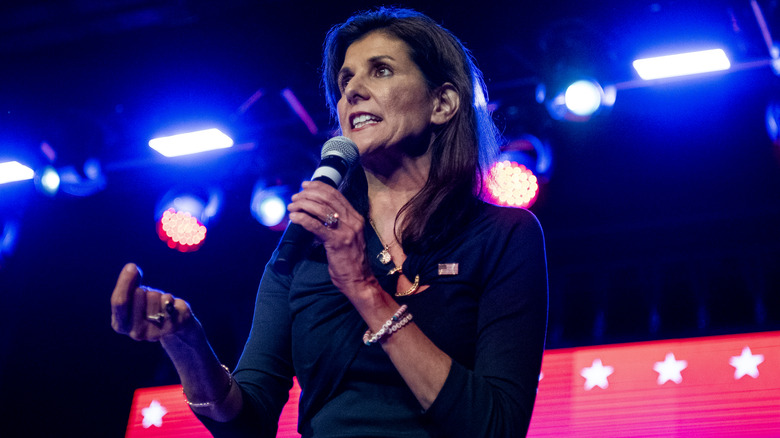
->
<box><xmin>39</xmin><ymin>166</ymin><xmax>60</xmax><ymax>195</ymax></box>
<box><xmin>565</xmin><ymin>80</ymin><xmax>603</xmax><ymax>117</ymax></box>
<box><xmin>250</xmin><ymin>185</ymin><xmax>290</xmax><ymax>230</ymax></box>
<box><xmin>485</xmin><ymin>160</ymin><xmax>539</xmax><ymax>208</ymax></box>
<box><xmin>156</xmin><ymin>208</ymin><xmax>207</xmax><ymax>252</ymax></box>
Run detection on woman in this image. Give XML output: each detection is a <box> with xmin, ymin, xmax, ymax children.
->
<box><xmin>111</xmin><ymin>7</ymin><xmax>548</xmax><ymax>437</ymax></box>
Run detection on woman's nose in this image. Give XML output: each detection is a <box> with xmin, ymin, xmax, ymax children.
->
<box><xmin>344</xmin><ymin>74</ymin><xmax>368</xmax><ymax>104</ymax></box>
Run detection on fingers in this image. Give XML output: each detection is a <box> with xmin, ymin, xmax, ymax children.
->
<box><xmin>288</xmin><ymin>181</ymin><xmax>376</xmax><ymax>293</ymax></box>
<box><xmin>126</xmin><ymin>285</ymin><xmax>148</xmax><ymax>340</ymax></box>
<box><xmin>297</xmin><ymin>181</ymin><xmax>355</xmax><ymax>213</ymax></box>
<box><xmin>110</xmin><ymin>263</ymin><xmax>142</xmax><ymax>334</ymax></box>
<box><xmin>288</xmin><ymin>181</ymin><xmax>362</xmax><ymax>238</ymax></box>
<box><xmin>111</xmin><ymin>263</ymin><xmax>194</xmax><ymax>342</ymax></box>
<box><xmin>142</xmin><ymin>291</ymin><xmax>177</xmax><ymax>342</ymax></box>
<box><xmin>145</xmin><ymin>287</ymin><xmax>164</xmax><ymax>329</ymax></box>
<box><xmin>164</xmin><ymin>295</ymin><xmax>177</xmax><ymax>317</ymax></box>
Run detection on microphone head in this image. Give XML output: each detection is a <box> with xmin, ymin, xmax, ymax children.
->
<box><xmin>321</xmin><ymin>136</ymin><xmax>359</xmax><ymax>165</ymax></box>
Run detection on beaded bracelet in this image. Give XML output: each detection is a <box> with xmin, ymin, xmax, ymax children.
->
<box><xmin>363</xmin><ymin>304</ymin><xmax>413</xmax><ymax>346</ymax></box>
<box><xmin>183</xmin><ymin>364</ymin><xmax>233</xmax><ymax>408</ymax></box>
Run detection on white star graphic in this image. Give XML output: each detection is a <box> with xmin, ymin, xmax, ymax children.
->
<box><xmin>141</xmin><ymin>400</ymin><xmax>168</xmax><ymax>428</ymax></box>
<box><xmin>581</xmin><ymin>358</ymin><xmax>614</xmax><ymax>390</ymax></box>
<box><xmin>730</xmin><ymin>346</ymin><xmax>765</xmax><ymax>380</ymax></box>
<box><xmin>653</xmin><ymin>352</ymin><xmax>688</xmax><ymax>385</ymax></box>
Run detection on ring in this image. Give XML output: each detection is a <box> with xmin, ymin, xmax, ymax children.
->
<box><xmin>146</xmin><ymin>312</ymin><xmax>166</xmax><ymax>326</ymax></box>
<box><xmin>164</xmin><ymin>300</ymin><xmax>177</xmax><ymax>316</ymax></box>
<box><xmin>323</xmin><ymin>212</ymin><xmax>339</xmax><ymax>229</ymax></box>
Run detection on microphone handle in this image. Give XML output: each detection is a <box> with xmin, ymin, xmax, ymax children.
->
<box><xmin>272</xmin><ymin>174</ymin><xmax>336</xmax><ymax>275</ymax></box>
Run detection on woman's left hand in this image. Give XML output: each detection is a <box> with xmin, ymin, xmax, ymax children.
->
<box><xmin>287</xmin><ymin>180</ymin><xmax>375</xmax><ymax>298</ymax></box>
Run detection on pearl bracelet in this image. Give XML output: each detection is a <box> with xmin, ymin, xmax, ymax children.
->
<box><xmin>183</xmin><ymin>364</ymin><xmax>233</xmax><ymax>408</ymax></box>
<box><xmin>363</xmin><ymin>305</ymin><xmax>413</xmax><ymax>346</ymax></box>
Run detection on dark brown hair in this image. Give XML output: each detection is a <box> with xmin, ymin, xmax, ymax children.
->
<box><xmin>322</xmin><ymin>7</ymin><xmax>499</xmax><ymax>252</ymax></box>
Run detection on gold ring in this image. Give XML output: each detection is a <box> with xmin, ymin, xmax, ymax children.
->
<box><xmin>146</xmin><ymin>312</ymin><xmax>166</xmax><ymax>326</ymax></box>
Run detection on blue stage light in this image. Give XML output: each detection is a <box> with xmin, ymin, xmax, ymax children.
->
<box><xmin>57</xmin><ymin>159</ymin><xmax>106</xmax><ymax>197</ymax></box>
<box><xmin>632</xmin><ymin>49</ymin><xmax>731</xmax><ymax>80</ymax></box>
<box><xmin>541</xmin><ymin>79</ymin><xmax>615</xmax><ymax>122</ymax></box>
<box><xmin>39</xmin><ymin>166</ymin><xmax>60</xmax><ymax>196</ymax></box>
<box><xmin>0</xmin><ymin>161</ymin><xmax>34</xmax><ymax>185</ymax></box>
<box><xmin>565</xmin><ymin>80</ymin><xmax>604</xmax><ymax>117</ymax></box>
<box><xmin>148</xmin><ymin>128</ymin><xmax>234</xmax><ymax>158</ymax></box>
<box><xmin>257</xmin><ymin>196</ymin><xmax>286</xmax><ymax>227</ymax></box>
<box><xmin>251</xmin><ymin>184</ymin><xmax>292</xmax><ymax>230</ymax></box>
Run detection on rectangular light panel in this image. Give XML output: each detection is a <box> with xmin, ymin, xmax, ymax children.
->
<box><xmin>633</xmin><ymin>48</ymin><xmax>731</xmax><ymax>80</ymax></box>
<box><xmin>0</xmin><ymin>161</ymin><xmax>35</xmax><ymax>185</ymax></box>
<box><xmin>148</xmin><ymin>128</ymin><xmax>234</xmax><ymax>158</ymax></box>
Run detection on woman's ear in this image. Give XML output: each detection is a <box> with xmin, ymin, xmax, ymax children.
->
<box><xmin>430</xmin><ymin>83</ymin><xmax>460</xmax><ymax>126</ymax></box>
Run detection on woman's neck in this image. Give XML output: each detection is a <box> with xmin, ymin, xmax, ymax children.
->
<box><xmin>363</xmin><ymin>150</ymin><xmax>431</xmax><ymax>237</ymax></box>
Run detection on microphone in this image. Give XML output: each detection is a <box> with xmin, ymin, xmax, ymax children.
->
<box><xmin>272</xmin><ymin>136</ymin><xmax>359</xmax><ymax>274</ymax></box>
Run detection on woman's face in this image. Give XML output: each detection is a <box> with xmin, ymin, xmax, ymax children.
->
<box><xmin>336</xmin><ymin>31</ymin><xmax>437</xmax><ymax>158</ymax></box>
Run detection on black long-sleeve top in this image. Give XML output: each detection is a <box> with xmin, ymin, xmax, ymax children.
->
<box><xmin>199</xmin><ymin>202</ymin><xmax>548</xmax><ymax>437</ymax></box>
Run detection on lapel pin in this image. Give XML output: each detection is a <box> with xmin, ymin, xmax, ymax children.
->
<box><xmin>438</xmin><ymin>263</ymin><xmax>459</xmax><ymax>276</ymax></box>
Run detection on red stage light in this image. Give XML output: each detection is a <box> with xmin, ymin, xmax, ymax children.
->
<box><xmin>485</xmin><ymin>160</ymin><xmax>539</xmax><ymax>208</ymax></box>
<box><xmin>156</xmin><ymin>208</ymin><xmax>207</xmax><ymax>252</ymax></box>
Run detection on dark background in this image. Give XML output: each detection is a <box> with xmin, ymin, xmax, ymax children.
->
<box><xmin>1</xmin><ymin>1</ymin><xmax>779</xmax><ymax>436</ymax></box>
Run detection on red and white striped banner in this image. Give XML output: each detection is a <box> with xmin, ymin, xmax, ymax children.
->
<box><xmin>126</xmin><ymin>330</ymin><xmax>779</xmax><ymax>437</ymax></box>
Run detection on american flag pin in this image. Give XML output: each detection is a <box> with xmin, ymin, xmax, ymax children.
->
<box><xmin>438</xmin><ymin>263</ymin><xmax>459</xmax><ymax>276</ymax></box>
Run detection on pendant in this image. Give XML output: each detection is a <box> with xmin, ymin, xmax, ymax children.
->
<box><xmin>378</xmin><ymin>248</ymin><xmax>392</xmax><ymax>264</ymax></box>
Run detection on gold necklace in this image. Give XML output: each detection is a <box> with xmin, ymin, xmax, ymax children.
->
<box><xmin>368</xmin><ymin>217</ymin><xmax>395</xmax><ymax>265</ymax></box>
<box><xmin>367</xmin><ymin>217</ymin><xmax>420</xmax><ymax>296</ymax></box>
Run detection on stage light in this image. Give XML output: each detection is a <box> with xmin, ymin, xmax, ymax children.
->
<box><xmin>250</xmin><ymin>182</ymin><xmax>293</xmax><ymax>230</ymax></box>
<box><xmin>485</xmin><ymin>160</ymin><xmax>539</xmax><ymax>209</ymax></box>
<box><xmin>57</xmin><ymin>158</ymin><xmax>106</xmax><ymax>197</ymax></box>
<box><xmin>0</xmin><ymin>161</ymin><xmax>34</xmax><ymax>185</ymax></box>
<box><xmin>157</xmin><ymin>208</ymin><xmax>207</xmax><ymax>252</ymax></box>
<box><xmin>483</xmin><ymin>135</ymin><xmax>551</xmax><ymax>209</ymax></box>
<box><xmin>539</xmin><ymin>79</ymin><xmax>616</xmax><ymax>122</ymax></box>
<box><xmin>750</xmin><ymin>0</ymin><xmax>780</xmax><ymax>76</ymax></box>
<box><xmin>155</xmin><ymin>189</ymin><xmax>221</xmax><ymax>252</ymax></box>
<box><xmin>632</xmin><ymin>49</ymin><xmax>731</xmax><ymax>80</ymax></box>
<box><xmin>37</xmin><ymin>166</ymin><xmax>60</xmax><ymax>196</ymax></box>
<box><xmin>564</xmin><ymin>80</ymin><xmax>603</xmax><ymax>117</ymax></box>
<box><xmin>252</xmin><ymin>190</ymin><xmax>286</xmax><ymax>228</ymax></box>
<box><xmin>259</xmin><ymin>197</ymin><xmax>286</xmax><ymax>225</ymax></box>
<box><xmin>148</xmin><ymin>128</ymin><xmax>234</xmax><ymax>158</ymax></box>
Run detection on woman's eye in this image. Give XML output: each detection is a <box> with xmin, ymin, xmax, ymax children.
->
<box><xmin>339</xmin><ymin>76</ymin><xmax>352</xmax><ymax>91</ymax></box>
<box><xmin>376</xmin><ymin>66</ymin><xmax>391</xmax><ymax>77</ymax></box>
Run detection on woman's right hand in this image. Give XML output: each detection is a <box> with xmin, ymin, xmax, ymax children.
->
<box><xmin>110</xmin><ymin>263</ymin><xmax>242</xmax><ymax>420</ymax></box>
<box><xmin>110</xmin><ymin>263</ymin><xmax>197</xmax><ymax>342</ymax></box>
